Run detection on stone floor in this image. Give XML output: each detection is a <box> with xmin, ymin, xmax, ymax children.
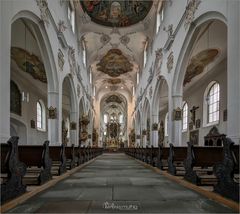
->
<box><xmin>8</xmin><ymin>153</ymin><xmax>236</xmax><ymax>213</ymax></box>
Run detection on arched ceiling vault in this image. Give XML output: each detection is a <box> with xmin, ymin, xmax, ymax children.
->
<box><xmin>75</xmin><ymin>0</ymin><xmax>161</xmax><ymax>101</ymax></box>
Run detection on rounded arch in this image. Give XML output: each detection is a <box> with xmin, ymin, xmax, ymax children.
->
<box><xmin>152</xmin><ymin>76</ymin><xmax>169</xmax><ymax>117</ymax></box>
<box><xmin>62</xmin><ymin>75</ymin><xmax>78</xmax><ymax>113</ymax></box>
<box><xmin>172</xmin><ymin>11</ymin><xmax>227</xmax><ymax>96</ymax></box>
<box><xmin>11</xmin><ymin>10</ymin><xmax>59</xmax><ymax>93</ymax></box>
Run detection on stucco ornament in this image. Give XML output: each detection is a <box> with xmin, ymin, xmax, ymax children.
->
<box><xmin>58</xmin><ymin>49</ymin><xmax>64</xmax><ymax>71</ymax></box>
<box><xmin>100</xmin><ymin>34</ymin><xmax>111</xmax><ymax>46</ymax></box>
<box><xmin>36</xmin><ymin>0</ymin><xmax>49</xmax><ymax>26</ymax></box>
<box><xmin>167</xmin><ymin>51</ymin><xmax>174</xmax><ymax>73</ymax></box>
<box><xmin>58</xmin><ymin>20</ymin><xmax>67</xmax><ymax>33</ymax></box>
<box><xmin>155</xmin><ymin>48</ymin><xmax>163</xmax><ymax>76</ymax></box>
<box><xmin>77</xmin><ymin>84</ymin><xmax>81</xmax><ymax>98</ymax></box>
<box><xmin>184</xmin><ymin>0</ymin><xmax>201</xmax><ymax>29</ymax></box>
<box><xmin>97</xmin><ymin>49</ymin><xmax>133</xmax><ymax>77</ymax></box>
<box><xmin>68</xmin><ymin>46</ymin><xmax>76</xmax><ymax>75</ymax></box>
<box><xmin>149</xmin><ymin>86</ymin><xmax>153</xmax><ymax>99</ymax></box>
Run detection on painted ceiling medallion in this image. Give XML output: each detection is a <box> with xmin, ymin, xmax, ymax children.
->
<box><xmin>106</xmin><ymin>95</ymin><xmax>122</xmax><ymax>104</ymax></box>
<box><xmin>184</xmin><ymin>49</ymin><xmax>219</xmax><ymax>86</ymax></box>
<box><xmin>107</xmin><ymin>78</ymin><xmax>121</xmax><ymax>84</ymax></box>
<box><xmin>97</xmin><ymin>49</ymin><xmax>133</xmax><ymax>77</ymax></box>
<box><xmin>11</xmin><ymin>47</ymin><xmax>47</xmax><ymax>83</ymax></box>
<box><xmin>80</xmin><ymin>1</ymin><xmax>153</xmax><ymax>27</ymax></box>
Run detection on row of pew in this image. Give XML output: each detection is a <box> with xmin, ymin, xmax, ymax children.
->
<box><xmin>124</xmin><ymin>137</ymin><xmax>239</xmax><ymax>202</ymax></box>
<box><xmin>0</xmin><ymin>136</ymin><xmax>103</xmax><ymax>204</ymax></box>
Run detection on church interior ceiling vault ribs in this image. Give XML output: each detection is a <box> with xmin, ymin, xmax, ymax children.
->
<box><xmin>0</xmin><ymin>0</ymin><xmax>240</xmax><ymax>212</ymax></box>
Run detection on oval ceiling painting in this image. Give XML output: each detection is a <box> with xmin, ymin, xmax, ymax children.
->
<box><xmin>80</xmin><ymin>0</ymin><xmax>153</xmax><ymax>27</ymax></box>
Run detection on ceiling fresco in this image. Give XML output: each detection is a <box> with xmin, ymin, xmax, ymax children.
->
<box><xmin>184</xmin><ymin>49</ymin><xmax>219</xmax><ymax>86</ymax></box>
<box><xmin>80</xmin><ymin>0</ymin><xmax>153</xmax><ymax>27</ymax></box>
<box><xmin>106</xmin><ymin>95</ymin><xmax>122</xmax><ymax>103</ymax></box>
<box><xmin>11</xmin><ymin>47</ymin><xmax>47</xmax><ymax>83</ymax></box>
<box><xmin>97</xmin><ymin>49</ymin><xmax>133</xmax><ymax>77</ymax></box>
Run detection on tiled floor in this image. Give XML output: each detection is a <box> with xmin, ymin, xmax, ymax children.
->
<box><xmin>8</xmin><ymin>153</ymin><xmax>236</xmax><ymax>213</ymax></box>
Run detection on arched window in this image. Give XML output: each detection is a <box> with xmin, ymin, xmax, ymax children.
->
<box><xmin>37</xmin><ymin>100</ymin><xmax>46</xmax><ymax>131</ymax></box>
<box><xmin>156</xmin><ymin>6</ymin><xmax>164</xmax><ymax>33</ymax></box>
<box><xmin>82</xmin><ymin>40</ymin><xmax>86</xmax><ymax>67</ymax></box>
<box><xmin>119</xmin><ymin>114</ymin><xmax>123</xmax><ymax>123</ymax></box>
<box><xmin>104</xmin><ymin>114</ymin><xmax>108</xmax><ymax>124</ymax></box>
<box><xmin>182</xmin><ymin>102</ymin><xmax>188</xmax><ymax>131</ymax></box>
<box><xmin>165</xmin><ymin>112</ymin><xmax>169</xmax><ymax>137</ymax></box>
<box><xmin>68</xmin><ymin>2</ymin><xmax>75</xmax><ymax>33</ymax></box>
<box><xmin>207</xmin><ymin>82</ymin><xmax>220</xmax><ymax>123</ymax></box>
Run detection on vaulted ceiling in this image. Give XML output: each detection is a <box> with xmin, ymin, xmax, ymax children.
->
<box><xmin>76</xmin><ymin>0</ymin><xmax>160</xmax><ymax>101</ymax></box>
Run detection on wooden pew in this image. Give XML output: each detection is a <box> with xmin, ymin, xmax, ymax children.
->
<box><xmin>49</xmin><ymin>144</ymin><xmax>66</xmax><ymax>176</ymax></box>
<box><xmin>167</xmin><ymin>144</ymin><xmax>187</xmax><ymax>176</ymax></box>
<box><xmin>156</xmin><ymin>145</ymin><xmax>169</xmax><ymax>170</ymax></box>
<box><xmin>1</xmin><ymin>137</ymin><xmax>27</xmax><ymax>203</ymax></box>
<box><xmin>183</xmin><ymin>138</ymin><xmax>239</xmax><ymax>202</ymax></box>
<box><xmin>18</xmin><ymin>141</ymin><xmax>52</xmax><ymax>185</ymax></box>
<box><xmin>65</xmin><ymin>144</ymin><xmax>76</xmax><ymax>170</ymax></box>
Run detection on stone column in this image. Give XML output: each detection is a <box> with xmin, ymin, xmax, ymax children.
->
<box><xmin>70</xmin><ymin>111</ymin><xmax>78</xmax><ymax>146</ymax></box>
<box><xmin>227</xmin><ymin>1</ymin><xmax>240</xmax><ymax>144</ymax></box>
<box><xmin>48</xmin><ymin>91</ymin><xmax>59</xmax><ymax>145</ymax></box>
<box><xmin>169</xmin><ymin>94</ymin><xmax>183</xmax><ymax>146</ymax></box>
<box><xmin>151</xmin><ymin>114</ymin><xmax>159</xmax><ymax>147</ymax></box>
<box><xmin>0</xmin><ymin>10</ymin><xmax>11</xmax><ymax>143</ymax></box>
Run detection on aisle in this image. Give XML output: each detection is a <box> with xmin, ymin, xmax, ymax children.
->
<box><xmin>8</xmin><ymin>153</ymin><xmax>235</xmax><ymax>213</ymax></box>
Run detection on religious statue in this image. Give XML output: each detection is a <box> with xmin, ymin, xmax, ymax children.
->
<box><xmin>158</xmin><ymin>120</ymin><xmax>164</xmax><ymax>146</ymax></box>
<box><xmin>190</xmin><ymin>106</ymin><xmax>199</xmax><ymax>125</ymax></box>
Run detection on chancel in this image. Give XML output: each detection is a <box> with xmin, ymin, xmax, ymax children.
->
<box><xmin>0</xmin><ymin>0</ymin><xmax>239</xmax><ymax>213</ymax></box>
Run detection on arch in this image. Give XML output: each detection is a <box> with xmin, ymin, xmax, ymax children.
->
<box><xmin>172</xmin><ymin>11</ymin><xmax>227</xmax><ymax>96</ymax></box>
<box><xmin>11</xmin><ymin>10</ymin><xmax>59</xmax><ymax>93</ymax></box>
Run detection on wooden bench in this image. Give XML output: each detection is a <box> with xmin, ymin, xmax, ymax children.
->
<box><xmin>65</xmin><ymin>144</ymin><xmax>76</xmax><ymax>170</ymax></box>
<box><xmin>49</xmin><ymin>144</ymin><xmax>66</xmax><ymax>176</ymax></box>
<box><xmin>183</xmin><ymin>138</ymin><xmax>239</xmax><ymax>202</ymax></box>
<box><xmin>18</xmin><ymin>141</ymin><xmax>52</xmax><ymax>186</ymax></box>
<box><xmin>1</xmin><ymin>137</ymin><xmax>27</xmax><ymax>203</ymax></box>
<box><xmin>167</xmin><ymin>144</ymin><xmax>187</xmax><ymax>176</ymax></box>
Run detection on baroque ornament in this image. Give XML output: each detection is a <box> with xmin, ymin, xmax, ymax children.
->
<box><xmin>77</xmin><ymin>84</ymin><xmax>81</xmax><ymax>98</ymax></box>
<box><xmin>80</xmin><ymin>1</ymin><xmax>153</xmax><ymax>27</ymax></box>
<box><xmin>48</xmin><ymin>106</ymin><xmax>57</xmax><ymax>119</ymax></box>
<box><xmin>149</xmin><ymin>86</ymin><xmax>153</xmax><ymax>99</ymax></box>
<box><xmin>184</xmin><ymin>49</ymin><xmax>219</xmax><ymax>85</ymax></box>
<box><xmin>184</xmin><ymin>0</ymin><xmax>201</xmax><ymax>29</ymax></box>
<box><xmin>58</xmin><ymin>20</ymin><xmax>67</xmax><ymax>33</ymax></box>
<box><xmin>155</xmin><ymin>48</ymin><xmax>163</xmax><ymax>75</ymax></box>
<box><xmin>58</xmin><ymin>49</ymin><xmax>64</xmax><ymax>71</ymax></box>
<box><xmin>100</xmin><ymin>34</ymin><xmax>111</xmax><ymax>45</ymax></box>
<box><xmin>97</xmin><ymin>49</ymin><xmax>133</xmax><ymax>77</ymax></box>
<box><xmin>36</xmin><ymin>0</ymin><xmax>49</xmax><ymax>26</ymax></box>
<box><xmin>68</xmin><ymin>46</ymin><xmax>76</xmax><ymax>75</ymax></box>
<box><xmin>106</xmin><ymin>95</ymin><xmax>122</xmax><ymax>104</ymax></box>
<box><xmin>11</xmin><ymin>47</ymin><xmax>47</xmax><ymax>83</ymax></box>
<box><xmin>167</xmin><ymin>51</ymin><xmax>174</xmax><ymax>73</ymax></box>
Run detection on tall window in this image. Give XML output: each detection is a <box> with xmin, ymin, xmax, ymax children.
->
<box><xmin>207</xmin><ymin>82</ymin><xmax>220</xmax><ymax>123</ymax></box>
<box><xmin>104</xmin><ymin>114</ymin><xmax>108</xmax><ymax>124</ymax></box>
<box><xmin>37</xmin><ymin>100</ymin><xmax>46</xmax><ymax>131</ymax></box>
<box><xmin>165</xmin><ymin>113</ymin><xmax>169</xmax><ymax>137</ymax></box>
<box><xmin>143</xmin><ymin>41</ymin><xmax>148</xmax><ymax>68</ymax></box>
<box><xmin>119</xmin><ymin>114</ymin><xmax>123</xmax><ymax>123</ymax></box>
<box><xmin>156</xmin><ymin>7</ymin><xmax>164</xmax><ymax>33</ymax></box>
<box><xmin>82</xmin><ymin>40</ymin><xmax>86</xmax><ymax>67</ymax></box>
<box><xmin>182</xmin><ymin>102</ymin><xmax>188</xmax><ymax>131</ymax></box>
<box><xmin>68</xmin><ymin>2</ymin><xmax>75</xmax><ymax>33</ymax></box>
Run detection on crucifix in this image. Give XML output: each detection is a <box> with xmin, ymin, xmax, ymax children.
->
<box><xmin>190</xmin><ymin>106</ymin><xmax>199</xmax><ymax>125</ymax></box>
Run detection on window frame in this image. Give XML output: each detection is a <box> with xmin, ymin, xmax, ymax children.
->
<box><xmin>182</xmin><ymin>102</ymin><xmax>188</xmax><ymax>132</ymax></box>
<box><xmin>203</xmin><ymin>81</ymin><xmax>220</xmax><ymax>127</ymax></box>
<box><xmin>165</xmin><ymin>112</ymin><xmax>169</xmax><ymax>137</ymax></box>
<box><xmin>37</xmin><ymin>100</ymin><xmax>46</xmax><ymax>132</ymax></box>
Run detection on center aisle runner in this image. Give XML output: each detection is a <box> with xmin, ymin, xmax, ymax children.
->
<box><xmin>8</xmin><ymin>153</ymin><xmax>235</xmax><ymax>213</ymax></box>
